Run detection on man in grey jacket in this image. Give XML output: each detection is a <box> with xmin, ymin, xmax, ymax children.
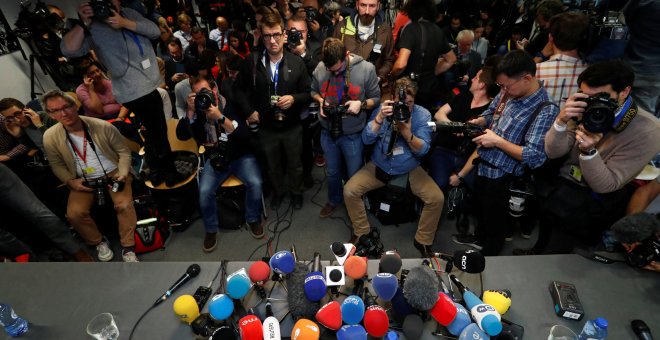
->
<box><xmin>311</xmin><ymin>38</ymin><xmax>380</xmax><ymax>218</ymax></box>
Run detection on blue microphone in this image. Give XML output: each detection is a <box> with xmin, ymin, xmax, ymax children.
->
<box><xmin>337</xmin><ymin>324</ymin><xmax>368</xmax><ymax>340</ymax></box>
<box><xmin>269</xmin><ymin>251</ymin><xmax>296</xmax><ymax>276</ymax></box>
<box><xmin>208</xmin><ymin>294</ymin><xmax>234</xmax><ymax>321</ymax></box>
<box><xmin>226</xmin><ymin>269</ymin><xmax>252</xmax><ymax>299</ymax></box>
<box><xmin>446</xmin><ymin>302</ymin><xmax>472</xmax><ymax>336</ymax></box>
<box><xmin>341</xmin><ymin>295</ymin><xmax>365</xmax><ymax>325</ymax></box>
<box><xmin>304</xmin><ymin>252</ymin><xmax>327</xmax><ymax>302</ymax></box>
<box><xmin>372</xmin><ymin>273</ymin><xmax>398</xmax><ymax>301</ymax></box>
<box><xmin>450</xmin><ymin>275</ymin><xmax>502</xmax><ymax>336</ymax></box>
<box><xmin>458</xmin><ymin>323</ymin><xmax>490</xmax><ymax>340</ymax></box>
<box><xmin>391</xmin><ymin>287</ymin><xmax>415</xmax><ymax>319</ymax></box>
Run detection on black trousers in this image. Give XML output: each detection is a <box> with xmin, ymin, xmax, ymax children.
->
<box><xmin>475</xmin><ymin>175</ymin><xmax>512</xmax><ymax>256</ymax></box>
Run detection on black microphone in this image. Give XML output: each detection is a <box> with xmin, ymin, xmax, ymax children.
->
<box><xmin>453</xmin><ymin>249</ymin><xmax>486</xmax><ymax>273</ymax></box>
<box><xmin>154</xmin><ymin>264</ymin><xmax>201</xmax><ymax>306</ymax></box>
<box><xmin>632</xmin><ymin>320</ymin><xmax>654</xmax><ymax>340</ymax></box>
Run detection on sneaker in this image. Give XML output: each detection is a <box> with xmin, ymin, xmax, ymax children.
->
<box><xmin>314</xmin><ymin>155</ymin><xmax>326</xmax><ymax>167</ymax></box>
<box><xmin>292</xmin><ymin>194</ymin><xmax>303</xmax><ymax>210</ymax></box>
<box><xmin>122</xmin><ymin>249</ymin><xmax>139</xmax><ymax>262</ymax></box>
<box><xmin>451</xmin><ymin>234</ymin><xmax>483</xmax><ymax>250</ymax></box>
<box><xmin>319</xmin><ymin>203</ymin><xmax>336</xmax><ymax>218</ymax></box>
<box><xmin>96</xmin><ymin>241</ymin><xmax>114</xmax><ymax>262</ymax></box>
<box><xmin>203</xmin><ymin>232</ymin><xmax>218</xmax><ymax>252</ymax></box>
<box><xmin>505</xmin><ymin>234</ymin><xmax>514</xmax><ymax>242</ymax></box>
<box><xmin>512</xmin><ymin>248</ymin><xmax>536</xmax><ymax>256</ymax></box>
<box><xmin>413</xmin><ymin>239</ymin><xmax>433</xmax><ymax>258</ymax></box>
<box><xmin>248</xmin><ymin>221</ymin><xmax>265</xmax><ymax>239</ymax></box>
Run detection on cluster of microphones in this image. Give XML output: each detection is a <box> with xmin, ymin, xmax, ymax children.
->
<box><xmin>159</xmin><ymin>243</ymin><xmax>517</xmax><ymax>339</ymax></box>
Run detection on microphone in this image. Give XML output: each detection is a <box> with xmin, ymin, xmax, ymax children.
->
<box><xmin>208</xmin><ymin>294</ymin><xmax>234</xmax><ymax>321</ymax></box>
<box><xmin>154</xmin><ymin>264</ymin><xmax>201</xmax><ymax>306</ymax></box>
<box><xmin>430</xmin><ymin>292</ymin><xmax>458</xmax><ymax>326</ymax></box>
<box><xmin>210</xmin><ymin>325</ymin><xmax>238</xmax><ymax>339</ymax></box>
<box><xmin>330</xmin><ymin>241</ymin><xmax>356</xmax><ymax>265</ymax></box>
<box><xmin>344</xmin><ymin>255</ymin><xmax>368</xmax><ymax>280</ymax></box>
<box><xmin>288</xmin><ymin>262</ymin><xmax>320</xmax><ymax>320</ymax></box>
<box><xmin>315</xmin><ymin>301</ymin><xmax>342</xmax><ymax>331</ymax></box>
<box><xmin>458</xmin><ymin>323</ymin><xmax>489</xmax><ymax>340</ymax></box>
<box><xmin>238</xmin><ymin>314</ymin><xmax>263</xmax><ymax>340</ymax></box>
<box><xmin>337</xmin><ymin>324</ymin><xmax>368</xmax><ymax>340</ymax></box>
<box><xmin>386</xmin><ymin>330</ymin><xmax>400</xmax><ymax>340</ymax></box>
<box><xmin>482</xmin><ymin>289</ymin><xmax>511</xmax><ymax>315</ymax></box>
<box><xmin>403</xmin><ymin>265</ymin><xmax>439</xmax><ymax>311</ymax></box>
<box><xmin>363</xmin><ymin>288</ymin><xmax>389</xmax><ymax>337</ymax></box>
<box><xmin>263</xmin><ymin>303</ymin><xmax>281</xmax><ymax>340</ymax></box>
<box><xmin>402</xmin><ymin>314</ymin><xmax>424</xmax><ymax>340</ymax></box>
<box><xmin>248</xmin><ymin>261</ymin><xmax>271</xmax><ymax>299</ymax></box>
<box><xmin>269</xmin><ymin>250</ymin><xmax>296</xmax><ymax>277</ymax></box>
<box><xmin>172</xmin><ymin>294</ymin><xmax>200</xmax><ymax>324</ymax></box>
<box><xmin>391</xmin><ymin>286</ymin><xmax>415</xmax><ymax>319</ymax></box>
<box><xmin>341</xmin><ymin>294</ymin><xmax>365</xmax><ymax>325</ymax></box>
<box><xmin>453</xmin><ymin>250</ymin><xmax>486</xmax><ymax>274</ymax></box>
<box><xmin>304</xmin><ymin>252</ymin><xmax>327</xmax><ymax>302</ymax></box>
<box><xmin>379</xmin><ymin>250</ymin><xmax>402</xmax><ymax>274</ymax></box>
<box><xmin>226</xmin><ymin>268</ymin><xmax>252</xmax><ymax>299</ymax></box>
<box><xmin>372</xmin><ymin>272</ymin><xmax>398</xmax><ymax>301</ymax></box>
<box><xmin>291</xmin><ymin>319</ymin><xmax>320</xmax><ymax>340</ymax></box>
<box><xmin>450</xmin><ymin>275</ymin><xmax>502</xmax><ymax>336</ymax></box>
<box><xmin>446</xmin><ymin>302</ymin><xmax>471</xmax><ymax>336</ymax></box>
<box><xmin>632</xmin><ymin>319</ymin><xmax>654</xmax><ymax>340</ymax></box>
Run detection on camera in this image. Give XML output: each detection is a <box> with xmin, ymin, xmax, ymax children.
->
<box><xmin>195</xmin><ymin>88</ymin><xmax>216</xmax><ymax>112</ymax></box>
<box><xmin>271</xmin><ymin>95</ymin><xmax>286</xmax><ymax>127</ymax></box>
<box><xmin>83</xmin><ymin>178</ymin><xmax>108</xmax><ymax>205</ymax></box>
<box><xmin>287</xmin><ymin>28</ymin><xmax>302</xmax><ymax>49</ymax></box>
<box><xmin>391</xmin><ymin>86</ymin><xmax>411</xmax><ymax>122</ymax></box>
<box><xmin>626</xmin><ymin>234</ymin><xmax>660</xmax><ymax>268</ymax></box>
<box><xmin>355</xmin><ymin>228</ymin><xmax>384</xmax><ymax>258</ymax></box>
<box><xmin>577</xmin><ymin>92</ymin><xmax>618</xmax><ymax>133</ymax></box>
<box><xmin>89</xmin><ymin>0</ymin><xmax>113</xmax><ymax>20</ymax></box>
<box><xmin>207</xmin><ymin>133</ymin><xmax>230</xmax><ymax>171</ymax></box>
<box><xmin>508</xmin><ymin>177</ymin><xmax>534</xmax><ymax>217</ymax></box>
<box><xmin>325</xmin><ymin>105</ymin><xmax>347</xmax><ymax>139</ymax></box>
<box><xmin>304</xmin><ymin>7</ymin><xmax>317</xmax><ymax>22</ymax></box>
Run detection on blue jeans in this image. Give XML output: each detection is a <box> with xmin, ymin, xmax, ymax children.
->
<box><xmin>428</xmin><ymin>147</ymin><xmax>475</xmax><ymax>192</ymax></box>
<box><xmin>320</xmin><ymin>130</ymin><xmax>364</xmax><ymax>206</ymax></box>
<box><xmin>199</xmin><ymin>154</ymin><xmax>263</xmax><ymax>233</ymax></box>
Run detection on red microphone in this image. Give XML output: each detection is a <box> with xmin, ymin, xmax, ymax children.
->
<box><xmin>238</xmin><ymin>314</ymin><xmax>263</xmax><ymax>340</ymax></box>
<box><xmin>248</xmin><ymin>260</ymin><xmax>270</xmax><ymax>299</ymax></box>
<box><xmin>431</xmin><ymin>292</ymin><xmax>458</xmax><ymax>326</ymax></box>
<box><xmin>363</xmin><ymin>287</ymin><xmax>389</xmax><ymax>337</ymax></box>
<box><xmin>315</xmin><ymin>301</ymin><xmax>342</xmax><ymax>331</ymax></box>
<box><xmin>344</xmin><ymin>256</ymin><xmax>367</xmax><ymax>280</ymax></box>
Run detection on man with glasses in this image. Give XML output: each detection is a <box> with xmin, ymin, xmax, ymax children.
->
<box><xmin>452</xmin><ymin>50</ymin><xmax>559</xmax><ymax>256</ymax></box>
<box><xmin>234</xmin><ymin>11</ymin><xmax>312</xmax><ymax>210</ymax></box>
<box><xmin>0</xmin><ymin>104</ymin><xmax>33</xmax><ymax>169</ymax></box>
<box><xmin>42</xmin><ymin>90</ymin><xmax>139</xmax><ymax>262</ymax></box>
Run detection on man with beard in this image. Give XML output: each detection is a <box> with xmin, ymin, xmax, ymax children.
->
<box><xmin>333</xmin><ymin>0</ymin><xmax>394</xmax><ymax>85</ymax></box>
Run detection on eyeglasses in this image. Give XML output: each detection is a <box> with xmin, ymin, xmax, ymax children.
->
<box><xmin>3</xmin><ymin>111</ymin><xmax>24</xmax><ymax>122</ymax></box>
<box><xmin>47</xmin><ymin>104</ymin><xmax>74</xmax><ymax>116</ymax></box>
<box><xmin>262</xmin><ymin>32</ymin><xmax>284</xmax><ymax>41</ymax></box>
<box><xmin>496</xmin><ymin>76</ymin><xmax>525</xmax><ymax>91</ymax></box>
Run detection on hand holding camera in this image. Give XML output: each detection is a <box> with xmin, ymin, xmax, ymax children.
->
<box><xmin>275</xmin><ymin>95</ymin><xmax>294</xmax><ymax>111</ymax></box>
<box><xmin>68</xmin><ymin>178</ymin><xmax>95</xmax><ymax>193</ymax></box>
<box><xmin>558</xmin><ymin>92</ymin><xmax>590</xmax><ymax>124</ymax></box>
<box><xmin>472</xmin><ymin>129</ymin><xmax>504</xmax><ymax>149</ymax></box>
<box><xmin>345</xmin><ymin>100</ymin><xmax>362</xmax><ymax>115</ymax></box>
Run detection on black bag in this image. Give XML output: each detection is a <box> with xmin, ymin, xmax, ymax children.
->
<box><xmin>367</xmin><ymin>172</ymin><xmax>418</xmax><ymax>226</ymax></box>
<box><xmin>152</xmin><ymin>179</ymin><xmax>198</xmax><ymax>232</ymax></box>
<box><xmin>216</xmin><ymin>185</ymin><xmax>246</xmax><ymax>230</ymax></box>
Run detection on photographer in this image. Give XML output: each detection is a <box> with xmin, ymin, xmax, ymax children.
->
<box><xmin>343</xmin><ymin>77</ymin><xmax>443</xmax><ymax>258</ymax></box>
<box><xmin>42</xmin><ymin>90</ymin><xmax>138</xmax><ymax>262</ymax></box>
<box><xmin>62</xmin><ymin>0</ymin><xmax>185</xmax><ymax>187</ymax></box>
<box><xmin>311</xmin><ymin>38</ymin><xmax>380</xmax><ymax>218</ymax></box>
<box><xmin>187</xmin><ymin>78</ymin><xmax>264</xmax><ymax>253</ymax></box>
<box><xmin>611</xmin><ymin>213</ymin><xmax>660</xmax><ymax>272</ymax></box>
<box><xmin>516</xmin><ymin>60</ymin><xmax>660</xmax><ymax>255</ymax></box>
<box><xmin>233</xmin><ymin>11</ymin><xmax>311</xmax><ymax>210</ymax></box>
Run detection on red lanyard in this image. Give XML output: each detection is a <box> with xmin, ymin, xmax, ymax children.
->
<box><xmin>71</xmin><ymin>136</ymin><xmax>88</xmax><ymax>164</ymax></box>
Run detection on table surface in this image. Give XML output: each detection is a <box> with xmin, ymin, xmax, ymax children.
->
<box><xmin>1</xmin><ymin>255</ymin><xmax>658</xmax><ymax>339</ymax></box>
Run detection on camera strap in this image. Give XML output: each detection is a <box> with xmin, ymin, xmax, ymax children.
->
<box><xmin>321</xmin><ymin>54</ymin><xmax>351</xmax><ymax>106</ymax></box>
<box><xmin>611</xmin><ymin>95</ymin><xmax>636</xmax><ymax>132</ymax></box>
<box><xmin>64</xmin><ymin>121</ymin><xmax>110</xmax><ymax>181</ymax></box>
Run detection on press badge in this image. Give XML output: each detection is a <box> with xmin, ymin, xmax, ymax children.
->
<box><xmin>141</xmin><ymin>58</ymin><xmax>151</xmax><ymax>69</ymax></box>
<box><xmin>84</xmin><ymin>167</ymin><xmax>95</xmax><ymax>175</ymax></box>
<box><xmin>373</xmin><ymin>43</ymin><xmax>382</xmax><ymax>54</ymax></box>
<box><xmin>569</xmin><ymin>165</ymin><xmax>582</xmax><ymax>182</ymax></box>
<box><xmin>392</xmin><ymin>146</ymin><xmax>404</xmax><ymax>156</ymax></box>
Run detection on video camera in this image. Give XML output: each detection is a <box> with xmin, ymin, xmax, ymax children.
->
<box><xmin>83</xmin><ymin>178</ymin><xmax>124</xmax><ymax>206</ymax></box>
<box><xmin>287</xmin><ymin>27</ymin><xmax>303</xmax><ymax>49</ymax></box>
<box><xmin>627</xmin><ymin>234</ymin><xmax>660</xmax><ymax>268</ymax></box>
<box><xmin>89</xmin><ymin>0</ymin><xmax>113</xmax><ymax>20</ymax></box>
<box><xmin>576</xmin><ymin>92</ymin><xmax>619</xmax><ymax>133</ymax></box>
<box><xmin>325</xmin><ymin>105</ymin><xmax>347</xmax><ymax>139</ymax></box>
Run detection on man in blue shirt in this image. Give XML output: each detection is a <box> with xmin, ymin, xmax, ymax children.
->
<box><xmin>343</xmin><ymin>77</ymin><xmax>444</xmax><ymax>257</ymax></box>
<box><xmin>452</xmin><ymin>50</ymin><xmax>559</xmax><ymax>256</ymax></box>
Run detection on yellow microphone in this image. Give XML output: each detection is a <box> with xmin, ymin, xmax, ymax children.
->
<box><xmin>482</xmin><ymin>289</ymin><xmax>512</xmax><ymax>315</ymax></box>
<box><xmin>173</xmin><ymin>294</ymin><xmax>200</xmax><ymax>324</ymax></box>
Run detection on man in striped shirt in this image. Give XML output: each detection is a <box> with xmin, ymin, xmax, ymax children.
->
<box><xmin>536</xmin><ymin>12</ymin><xmax>589</xmax><ymax>109</ymax></box>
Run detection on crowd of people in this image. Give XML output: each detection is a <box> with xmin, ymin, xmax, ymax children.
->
<box><xmin>1</xmin><ymin>0</ymin><xmax>660</xmax><ymax>269</ymax></box>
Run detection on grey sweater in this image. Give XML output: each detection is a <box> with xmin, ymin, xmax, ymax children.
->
<box><xmin>61</xmin><ymin>8</ymin><xmax>161</xmax><ymax>103</ymax></box>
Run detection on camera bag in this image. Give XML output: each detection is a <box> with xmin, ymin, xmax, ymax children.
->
<box><xmin>215</xmin><ymin>185</ymin><xmax>246</xmax><ymax>230</ymax></box>
<box><xmin>367</xmin><ymin>170</ymin><xmax>419</xmax><ymax>226</ymax></box>
<box><xmin>132</xmin><ymin>195</ymin><xmax>170</xmax><ymax>254</ymax></box>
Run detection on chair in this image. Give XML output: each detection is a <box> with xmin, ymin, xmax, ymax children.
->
<box><xmin>220</xmin><ymin>175</ymin><xmax>268</xmax><ymax>220</ymax></box>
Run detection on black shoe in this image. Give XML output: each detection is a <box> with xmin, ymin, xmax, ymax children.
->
<box><xmin>413</xmin><ymin>239</ymin><xmax>433</xmax><ymax>258</ymax></box>
<box><xmin>303</xmin><ymin>174</ymin><xmax>314</xmax><ymax>189</ymax></box>
<box><xmin>292</xmin><ymin>194</ymin><xmax>303</xmax><ymax>210</ymax></box>
<box><xmin>452</xmin><ymin>234</ymin><xmax>483</xmax><ymax>250</ymax></box>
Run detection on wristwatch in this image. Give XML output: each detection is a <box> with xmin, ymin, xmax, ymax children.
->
<box><xmin>219</xmin><ymin>115</ymin><xmax>226</xmax><ymax>125</ymax></box>
<box><xmin>580</xmin><ymin>148</ymin><xmax>597</xmax><ymax>156</ymax></box>
<box><xmin>360</xmin><ymin>101</ymin><xmax>367</xmax><ymax>110</ymax></box>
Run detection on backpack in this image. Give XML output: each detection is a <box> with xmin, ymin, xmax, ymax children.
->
<box><xmin>216</xmin><ymin>185</ymin><xmax>246</xmax><ymax>230</ymax></box>
<box><xmin>366</xmin><ymin>172</ymin><xmax>419</xmax><ymax>226</ymax></box>
<box><xmin>133</xmin><ymin>195</ymin><xmax>170</xmax><ymax>254</ymax></box>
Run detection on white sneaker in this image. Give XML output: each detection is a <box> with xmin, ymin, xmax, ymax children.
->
<box><xmin>96</xmin><ymin>241</ymin><xmax>114</xmax><ymax>262</ymax></box>
<box><xmin>122</xmin><ymin>250</ymin><xmax>139</xmax><ymax>263</ymax></box>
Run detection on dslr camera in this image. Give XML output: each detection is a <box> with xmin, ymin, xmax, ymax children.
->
<box><xmin>271</xmin><ymin>95</ymin><xmax>286</xmax><ymax>127</ymax></box>
<box><xmin>390</xmin><ymin>86</ymin><xmax>411</xmax><ymax>122</ymax></box>
<box><xmin>325</xmin><ymin>104</ymin><xmax>347</xmax><ymax>139</ymax></box>
<box><xmin>626</xmin><ymin>234</ymin><xmax>660</xmax><ymax>268</ymax></box>
<box><xmin>207</xmin><ymin>133</ymin><xmax>230</xmax><ymax>171</ymax></box>
<box><xmin>195</xmin><ymin>88</ymin><xmax>216</xmax><ymax>112</ymax></box>
<box><xmin>577</xmin><ymin>92</ymin><xmax>618</xmax><ymax>133</ymax></box>
<box><xmin>287</xmin><ymin>28</ymin><xmax>303</xmax><ymax>49</ymax></box>
<box><xmin>83</xmin><ymin>178</ymin><xmax>124</xmax><ymax>206</ymax></box>
<box><xmin>304</xmin><ymin>7</ymin><xmax>317</xmax><ymax>22</ymax></box>
<box><xmin>355</xmin><ymin>228</ymin><xmax>384</xmax><ymax>258</ymax></box>
<box><xmin>89</xmin><ymin>0</ymin><xmax>113</xmax><ymax>20</ymax></box>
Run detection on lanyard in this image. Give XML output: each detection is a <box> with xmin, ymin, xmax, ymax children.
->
<box><xmin>71</xmin><ymin>135</ymin><xmax>88</xmax><ymax>164</ymax></box>
<box><xmin>124</xmin><ymin>31</ymin><xmax>144</xmax><ymax>56</ymax></box>
<box><xmin>490</xmin><ymin>94</ymin><xmax>510</xmax><ymax>129</ymax></box>
<box><xmin>265</xmin><ymin>51</ymin><xmax>281</xmax><ymax>95</ymax></box>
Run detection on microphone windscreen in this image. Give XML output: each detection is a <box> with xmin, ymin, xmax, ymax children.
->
<box><xmin>227</xmin><ymin>273</ymin><xmax>251</xmax><ymax>299</ymax></box>
<box><xmin>430</xmin><ymin>292</ymin><xmax>458</xmax><ymax>326</ymax></box>
<box><xmin>239</xmin><ymin>315</ymin><xmax>263</xmax><ymax>340</ymax></box>
<box><xmin>288</xmin><ymin>263</ymin><xmax>320</xmax><ymax>320</ymax></box>
<box><xmin>304</xmin><ymin>272</ymin><xmax>327</xmax><ymax>302</ymax></box>
<box><xmin>402</xmin><ymin>314</ymin><xmax>424</xmax><ymax>340</ymax></box>
<box><xmin>344</xmin><ymin>256</ymin><xmax>367</xmax><ymax>279</ymax></box>
<box><xmin>263</xmin><ymin>316</ymin><xmax>281</xmax><ymax>340</ymax></box>
<box><xmin>270</xmin><ymin>251</ymin><xmax>296</xmax><ymax>275</ymax></box>
<box><xmin>403</xmin><ymin>266</ymin><xmax>439</xmax><ymax>311</ymax></box>
<box><xmin>291</xmin><ymin>319</ymin><xmax>320</xmax><ymax>340</ymax></box>
<box><xmin>364</xmin><ymin>305</ymin><xmax>389</xmax><ymax>337</ymax></box>
<box><xmin>385</xmin><ymin>330</ymin><xmax>400</xmax><ymax>340</ymax></box>
<box><xmin>372</xmin><ymin>273</ymin><xmax>398</xmax><ymax>301</ymax></box>
<box><xmin>341</xmin><ymin>295</ymin><xmax>365</xmax><ymax>325</ymax></box>
<box><xmin>187</xmin><ymin>264</ymin><xmax>201</xmax><ymax>277</ymax></box>
<box><xmin>446</xmin><ymin>303</ymin><xmax>472</xmax><ymax>336</ymax></box>
<box><xmin>172</xmin><ymin>294</ymin><xmax>199</xmax><ymax>324</ymax></box>
<box><xmin>337</xmin><ymin>325</ymin><xmax>368</xmax><ymax>340</ymax></box>
<box><xmin>458</xmin><ymin>323</ymin><xmax>490</xmax><ymax>340</ymax></box>
<box><xmin>208</xmin><ymin>294</ymin><xmax>233</xmax><ymax>321</ymax></box>
<box><xmin>453</xmin><ymin>250</ymin><xmax>485</xmax><ymax>273</ymax></box>
<box><xmin>391</xmin><ymin>287</ymin><xmax>415</xmax><ymax>318</ymax></box>
<box><xmin>482</xmin><ymin>290</ymin><xmax>512</xmax><ymax>315</ymax></box>
<box><xmin>379</xmin><ymin>251</ymin><xmax>402</xmax><ymax>274</ymax></box>
<box><xmin>248</xmin><ymin>261</ymin><xmax>271</xmax><ymax>284</ymax></box>
<box><xmin>315</xmin><ymin>301</ymin><xmax>342</xmax><ymax>331</ymax></box>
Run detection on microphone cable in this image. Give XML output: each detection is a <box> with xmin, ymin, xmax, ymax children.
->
<box><xmin>128</xmin><ymin>304</ymin><xmax>156</xmax><ymax>340</ymax></box>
